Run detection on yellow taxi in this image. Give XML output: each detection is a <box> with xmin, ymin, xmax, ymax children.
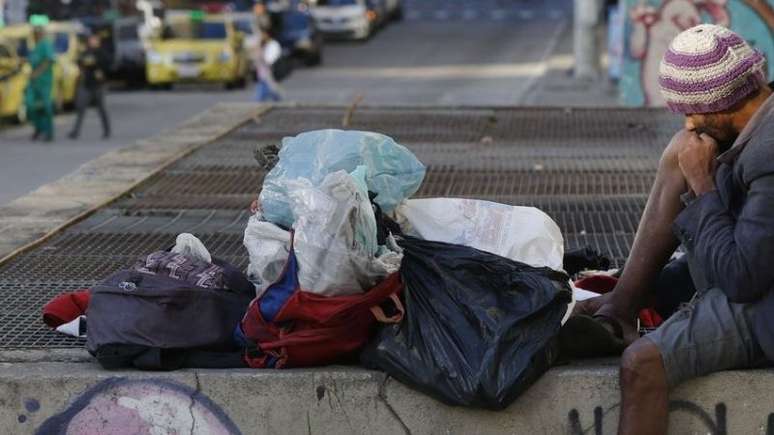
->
<box><xmin>0</xmin><ymin>22</ymin><xmax>81</xmax><ymax>112</ymax></box>
<box><xmin>0</xmin><ymin>38</ymin><xmax>31</xmax><ymax>122</ymax></box>
<box><xmin>47</xmin><ymin>21</ymin><xmax>84</xmax><ymax>110</ymax></box>
<box><xmin>146</xmin><ymin>11</ymin><xmax>251</xmax><ymax>89</ymax></box>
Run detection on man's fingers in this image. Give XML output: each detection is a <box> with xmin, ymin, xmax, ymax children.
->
<box><xmin>698</xmin><ymin>133</ymin><xmax>718</xmax><ymax>144</ymax></box>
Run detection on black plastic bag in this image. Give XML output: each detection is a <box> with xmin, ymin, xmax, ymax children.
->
<box><xmin>361</xmin><ymin>237</ymin><xmax>571</xmax><ymax>410</ymax></box>
<box><xmin>563</xmin><ymin>246</ymin><xmax>611</xmax><ymax>276</ymax></box>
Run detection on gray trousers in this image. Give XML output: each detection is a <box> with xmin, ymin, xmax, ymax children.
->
<box><xmin>70</xmin><ymin>85</ymin><xmax>110</xmax><ymax>137</ymax></box>
<box><xmin>644</xmin><ymin>251</ymin><xmax>770</xmax><ymax>387</ymax></box>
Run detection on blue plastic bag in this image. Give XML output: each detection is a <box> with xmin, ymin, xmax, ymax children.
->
<box><xmin>260</xmin><ymin>129</ymin><xmax>426</xmax><ymax>229</ymax></box>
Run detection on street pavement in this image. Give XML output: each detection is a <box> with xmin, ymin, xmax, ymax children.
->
<box><xmin>0</xmin><ymin>0</ymin><xmax>576</xmax><ymax>206</ymax></box>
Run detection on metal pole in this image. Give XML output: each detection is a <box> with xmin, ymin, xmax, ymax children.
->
<box><xmin>573</xmin><ymin>0</ymin><xmax>602</xmax><ymax>79</ymax></box>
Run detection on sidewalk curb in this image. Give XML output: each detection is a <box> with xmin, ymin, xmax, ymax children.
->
<box><xmin>0</xmin><ymin>103</ymin><xmax>273</xmax><ymax>267</ymax></box>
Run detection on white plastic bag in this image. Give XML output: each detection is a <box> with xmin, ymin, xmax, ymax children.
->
<box><xmin>243</xmin><ymin>215</ymin><xmax>291</xmax><ymax>297</ymax></box>
<box><xmin>288</xmin><ymin>169</ymin><xmax>402</xmax><ymax>296</ymax></box>
<box><xmin>393</xmin><ymin>198</ymin><xmax>564</xmax><ymax>271</ymax></box>
<box><xmin>260</xmin><ymin>129</ymin><xmax>426</xmax><ymax>229</ymax></box>
<box><xmin>171</xmin><ymin>233</ymin><xmax>212</xmax><ymax>263</ymax></box>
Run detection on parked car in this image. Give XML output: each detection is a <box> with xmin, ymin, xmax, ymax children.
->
<box><xmin>309</xmin><ymin>0</ymin><xmax>384</xmax><ymax>41</ymax></box>
<box><xmin>264</xmin><ymin>0</ymin><xmax>324</xmax><ymax>66</ymax></box>
<box><xmin>0</xmin><ymin>22</ymin><xmax>81</xmax><ymax>112</ymax></box>
<box><xmin>47</xmin><ymin>21</ymin><xmax>86</xmax><ymax>109</ymax></box>
<box><xmin>146</xmin><ymin>11</ymin><xmax>251</xmax><ymax>89</ymax></box>
<box><xmin>0</xmin><ymin>38</ymin><xmax>31</xmax><ymax>122</ymax></box>
<box><xmin>80</xmin><ymin>16</ymin><xmax>148</xmax><ymax>86</ymax></box>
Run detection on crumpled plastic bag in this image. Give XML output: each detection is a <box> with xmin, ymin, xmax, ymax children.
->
<box><xmin>243</xmin><ymin>215</ymin><xmax>292</xmax><ymax>297</ymax></box>
<box><xmin>287</xmin><ymin>168</ymin><xmax>402</xmax><ymax>296</ymax></box>
<box><xmin>393</xmin><ymin>198</ymin><xmax>564</xmax><ymax>271</ymax></box>
<box><xmin>171</xmin><ymin>233</ymin><xmax>212</xmax><ymax>264</ymax></box>
<box><xmin>260</xmin><ymin>129</ymin><xmax>426</xmax><ymax>229</ymax></box>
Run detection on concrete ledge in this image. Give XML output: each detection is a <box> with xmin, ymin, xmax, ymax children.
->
<box><xmin>0</xmin><ymin>103</ymin><xmax>271</xmax><ymax>263</ymax></box>
<box><xmin>1</xmin><ymin>361</ymin><xmax>773</xmax><ymax>434</ymax></box>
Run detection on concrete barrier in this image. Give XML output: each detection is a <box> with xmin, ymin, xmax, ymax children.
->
<box><xmin>3</xmin><ymin>356</ymin><xmax>774</xmax><ymax>434</ymax></box>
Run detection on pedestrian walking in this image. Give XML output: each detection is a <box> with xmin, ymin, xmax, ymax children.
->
<box><xmin>68</xmin><ymin>34</ymin><xmax>111</xmax><ymax>140</ymax></box>
<box><xmin>25</xmin><ymin>15</ymin><xmax>55</xmax><ymax>142</ymax></box>
<box><xmin>254</xmin><ymin>29</ymin><xmax>282</xmax><ymax>102</ymax></box>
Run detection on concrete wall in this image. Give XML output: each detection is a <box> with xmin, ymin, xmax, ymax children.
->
<box><xmin>619</xmin><ymin>0</ymin><xmax>774</xmax><ymax>107</ymax></box>
<box><xmin>4</xmin><ymin>359</ymin><xmax>774</xmax><ymax>434</ymax></box>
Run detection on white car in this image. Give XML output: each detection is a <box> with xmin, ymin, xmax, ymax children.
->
<box><xmin>310</xmin><ymin>0</ymin><xmax>379</xmax><ymax>40</ymax></box>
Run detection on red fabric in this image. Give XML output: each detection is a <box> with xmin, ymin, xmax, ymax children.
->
<box><xmin>42</xmin><ymin>290</ymin><xmax>91</xmax><ymax>328</ymax></box>
<box><xmin>574</xmin><ymin>275</ymin><xmax>664</xmax><ymax>328</ymax></box>
<box><xmin>241</xmin><ymin>273</ymin><xmax>403</xmax><ymax>368</ymax></box>
<box><xmin>639</xmin><ymin>309</ymin><xmax>664</xmax><ymax>329</ymax></box>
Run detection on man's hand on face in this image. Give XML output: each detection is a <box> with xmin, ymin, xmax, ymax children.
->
<box><xmin>678</xmin><ymin>132</ymin><xmax>719</xmax><ymax>196</ymax></box>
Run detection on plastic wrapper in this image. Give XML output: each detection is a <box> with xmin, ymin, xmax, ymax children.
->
<box><xmin>243</xmin><ymin>215</ymin><xmax>291</xmax><ymax>297</ymax></box>
<box><xmin>260</xmin><ymin>129</ymin><xmax>426</xmax><ymax>229</ymax></box>
<box><xmin>393</xmin><ymin>198</ymin><xmax>564</xmax><ymax>271</ymax></box>
<box><xmin>287</xmin><ymin>169</ymin><xmax>402</xmax><ymax>296</ymax></box>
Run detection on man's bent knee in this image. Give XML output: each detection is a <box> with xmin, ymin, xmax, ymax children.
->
<box><xmin>620</xmin><ymin>338</ymin><xmax>667</xmax><ymax>390</ymax></box>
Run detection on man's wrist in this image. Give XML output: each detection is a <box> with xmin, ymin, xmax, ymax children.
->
<box><xmin>692</xmin><ymin>178</ymin><xmax>716</xmax><ymax>196</ymax></box>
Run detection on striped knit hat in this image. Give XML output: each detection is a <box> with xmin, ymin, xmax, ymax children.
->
<box><xmin>659</xmin><ymin>24</ymin><xmax>768</xmax><ymax>114</ymax></box>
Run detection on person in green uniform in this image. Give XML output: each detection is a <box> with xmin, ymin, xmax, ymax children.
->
<box><xmin>25</xmin><ymin>15</ymin><xmax>55</xmax><ymax>142</ymax></box>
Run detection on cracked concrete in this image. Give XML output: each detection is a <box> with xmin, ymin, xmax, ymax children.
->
<box><xmin>377</xmin><ymin>375</ymin><xmax>412</xmax><ymax>435</ymax></box>
<box><xmin>189</xmin><ymin>371</ymin><xmax>202</xmax><ymax>435</ymax></box>
<box><xmin>3</xmin><ymin>362</ymin><xmax>774</xmax><ymax>434</ymax></box>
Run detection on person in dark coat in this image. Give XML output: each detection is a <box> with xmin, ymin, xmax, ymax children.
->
<box><xmin>68</xmin><ymin>34</ymin><xmax>111</xmax><ymax>140</ymax></box>
<box><xmin>565</xmin><ymin>24</ymin><xmax>774</xmax><ymax>435</ymax></box>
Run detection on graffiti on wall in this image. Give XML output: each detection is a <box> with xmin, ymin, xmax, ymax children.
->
<box><xmin>29</xmin><ymin>378</ymin><xmax>241</xmax><ymax>435</ymax></box>
<box><xmin>621</xmin><ymin>0</ymin><xmax>774</xmax><ymax>107</ymax></box>
<box><xmin>566</xmin><ymin>400</ymin><xmax>774</xmax><ymax>435</ymax></box>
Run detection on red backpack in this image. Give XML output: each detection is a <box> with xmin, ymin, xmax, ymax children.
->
<box><xmin>237</xmin><ymin>245</ymin><xmax>404</xmax><ymax>368</ymax></box>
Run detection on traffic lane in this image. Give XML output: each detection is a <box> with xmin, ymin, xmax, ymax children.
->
<box><xmin>308</xmin><ymin>19</ymin><xmax>565</xmax><ymax>68</ymax></box>
<box><xmin>282</xmin><ymin>18</ymin><xmax>567</xmax><ymax>105</ymax></box>
<box><xmin>0</xmin><ymin>8</ymin><xmax>570</xmax><ymax>204</ymax></box>
<box><xmin>0</xmin><ymin>88</ymin><xmax>252</xmax><ymax>206</ymax></box>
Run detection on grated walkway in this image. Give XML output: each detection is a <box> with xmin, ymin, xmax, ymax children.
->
<box><xmin>0</xmin><ymin>106</ymin><xmax>681</xmax><ymax>349</ymax></box>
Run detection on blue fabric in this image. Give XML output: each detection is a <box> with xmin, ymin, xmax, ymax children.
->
<box><xmin>233</xmin><ymin>324</ymin><xmax>248</xmax><ymax>348</ymax></box>
<box><xmin>260</xmin><ymin>129</ymin><xmax>426</xmax><ymax>229</ymax></box>
<box><xmin>259</xmin><ymin>249</ymin><xmax>299</xmax><ymax>322</ymax></box>
<box><xmin>255</xmin><ymin>80</ymin><xmax>281</xmax><ymax>102</ymax></box>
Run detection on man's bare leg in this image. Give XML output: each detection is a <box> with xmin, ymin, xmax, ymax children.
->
<box><xmin>574</xmin><ymin>130</ymin><xmax>691</xmax><ymax>344</ymax></box>
<box><xmin>618</xmin><ymin>338</ymin><xmax>669</xmax><ymax>434</ymax></box>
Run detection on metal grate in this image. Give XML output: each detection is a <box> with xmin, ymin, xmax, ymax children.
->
<box><xmin>28</xmin><ymin>232</ymin><xmax>246</xmax><ymax>258</ymax></box>
<box><xmin>0</xmin><ymin>282</ymin><xmax>90</xmax><ymax>348</ymax></box>
<box><xmin>0</xmin><ymin>106</ymin><xmax>675</xmax><ymax>348</ymax></box>
<box><xmin>416</xmin><ymin>168</ymin><xmax>655</xmax><ymax>197</ymax></box>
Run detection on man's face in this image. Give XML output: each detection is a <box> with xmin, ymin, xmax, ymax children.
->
<box><xmin>88</xmin><ymin>36</ymin><xmax>100</xmax><ymax>49</ymax></box>
<box><xmin>33</xmin><ymin>28</ymin><xmax>44</xmax><ymax>42</ymax></box>
<box><xmin>684</xmin><ymin>112</ymin><xmax>738</xmax><ymax>149</ymax></box>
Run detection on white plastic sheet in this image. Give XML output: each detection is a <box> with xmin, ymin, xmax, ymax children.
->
<box><xmin>260</xmin><ymin>129</ymin><xmax>426</xmax><ymax>229</ymax></box>
<box><xmin>243</xmin><ymin>215</ymin><xmax>292</xmax><ymax>297</ymax></box>
<box><xmin>393</xmin><ymin>198</ymin><xmax>565</xmax><ymax>271</ymax></box>
<box><xmin>171</xmin><ymin>233</ymin><xmax>212</xmax><ymax>264</ymax></box>
<box><xmin>288</xmin><ymin>170</ymin><xmax>402</xmax><ymax>296</ymax></box>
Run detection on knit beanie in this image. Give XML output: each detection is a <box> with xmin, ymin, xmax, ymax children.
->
<box><xmin>659</xmin><ymin>24</ymin><xmax>768</xmax><ymax>114</ymax></box>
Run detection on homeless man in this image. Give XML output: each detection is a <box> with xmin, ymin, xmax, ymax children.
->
<box><xmin>564</xmin><ymin>24</ymin><xmax>774</xmax><ymax>434</ymax></box>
